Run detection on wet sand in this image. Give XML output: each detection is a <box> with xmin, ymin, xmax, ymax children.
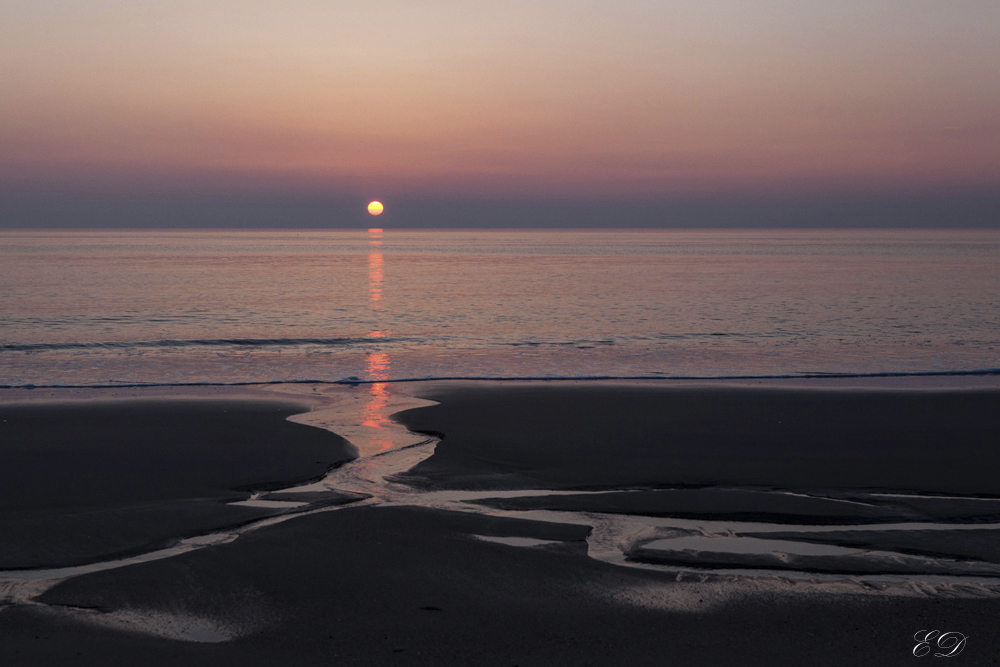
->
<box><xmin>2</xmin><ymin>379</ymin><xmax>1000</xmax><ymax>665</ymax></box>
<box><xmin>393</xmin><ymin>381</ymin><xmax>1000</xmax><ymax>495</ymax></box>
<box><xmin>0</xmin><ymin>397</ymin><xmax>356</xmax><ymax>568</ymax></box>
<box><xmin>4</xmin><ymin>505</ymin><xmax>1000</xmax><ymax>666</ymax></box>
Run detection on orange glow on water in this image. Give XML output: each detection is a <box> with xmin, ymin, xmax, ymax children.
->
<box><xmin>365</xmin><ymin>352</ymin><xmax>391</xmax><ymax>381</ymax></box>
<box><xmin>361</xmin><ymin>352</ymin><xmax>393</xmax><ymax>451</ymax></box>
<box><xmin>368</xmin><ymin>228</ymin><xmax>384</xmax><ymax>305</ymax></box>
<box><xmin>361</xmin><ymin>225</ymin><xmax>393</xmax><ymax>450</ymax></box>
<box><xmin>360</xmin><ymin>380</ymin><xmax>393</xmax><ymax>452</ymax></box>
<box><xmin>368</xmin><ymin>253</ymin><xmax>383</xmax><ymax>303</ymax></box>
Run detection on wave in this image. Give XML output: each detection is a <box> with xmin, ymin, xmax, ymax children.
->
<box><xmin>0</xmin><ymin>337</ymin><xmax>417</xmax><ymax>352</ymax></box>
<box><xmin>0</xmin><ymin>331</ymin><xmax>828</xmax><ymax>353</ymax></box>
<box><xmin>9</xmin><ymin>327</ymin><xmax>994</xmax><ymax>355</ymax></box>
<box><xmin>3</xmin><ymin>368</ymin><xmax>999</xmax><ymax>390</ymax></box>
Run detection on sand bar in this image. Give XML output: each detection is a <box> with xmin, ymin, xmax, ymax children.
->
<box><xmin>0</xmin><ymin>395</ymin><xmax>356</xmax><ymax>569</ymax></box>
<box><xmin>394</xmin><ymin>380</ymin><xmax>1000</xmax><ymax>496</ymax></box>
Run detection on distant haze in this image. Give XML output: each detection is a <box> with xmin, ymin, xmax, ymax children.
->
<box><xmin>1</xmin><ymin>1</ymin><xmax>998</xmax><ymax>228</ymax></box>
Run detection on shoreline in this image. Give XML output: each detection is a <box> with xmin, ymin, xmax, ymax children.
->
<box><xmin>4</xmin><ymin>364</ymin><xmax>1000</xmax><ymax>391</ymax></box>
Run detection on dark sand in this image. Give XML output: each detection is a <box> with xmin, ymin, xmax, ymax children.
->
<box><xmin>473</xmin><ymin>488</ymin><xmax>911</xmax><ymax>524</ymax></box>
<box><xmin>0</xmin><ymin>399</ymin><xmax>356</xmax><ymax>568</ymax></box>
<box><xmin>393</xmin><ymin>383</ymin><xmax>1000</xmax><ymax>495</ymax></box>
<box><xmin>3</xmin><ymin>381</ymin><xmax>1000</xmax><ymax>665</ymax></box>
<box><xmin>3</xmin><ymin>505</ymin><xmax>1000</xmax><ymax>666</ymax></box>
<box><xmin>474</xmin><ymin>489</ymin><xmax>1000</xmax><ymax>525</ymax></box>
<box><xmin>742</xmin><ymin>528</ymin><xmax>1000</xmax><ymax>565</ymax></box>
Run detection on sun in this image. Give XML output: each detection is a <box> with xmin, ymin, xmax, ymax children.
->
<box><xmin>367</xmin><ymin>201</ymin><xmax>384</xmax><ymax>216</ymax></box>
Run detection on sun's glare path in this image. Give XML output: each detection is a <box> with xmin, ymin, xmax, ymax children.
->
<box><xmin>361</xmin><ymin>355</ymin><xmax>394</xmax><ymax>451</ymax></box>
<box><xmin>368</xmin><ymin>228</ymin><xmax>384</xmax><ymax>306</ymax></box>
<box><xmin>363</xmin><ymin>227</ymin><xmax>393</xmax><ymax>451</ymax></box>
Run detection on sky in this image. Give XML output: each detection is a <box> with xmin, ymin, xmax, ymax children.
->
<box><xmin>2</xmin><ymin>0</ymin><xmax>999</xmax><ymax>227</ymax></box>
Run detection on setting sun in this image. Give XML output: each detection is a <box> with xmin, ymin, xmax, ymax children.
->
<box><xmin>367</xmin><ymin>201</ymin><xmax>384</xmax><ymax>216</ymax></box>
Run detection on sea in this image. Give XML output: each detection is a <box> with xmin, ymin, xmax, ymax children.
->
<box><xmin>2</xmin><ymin>228</ymin><xmax>999</xmax><ymax>387</ymax></box>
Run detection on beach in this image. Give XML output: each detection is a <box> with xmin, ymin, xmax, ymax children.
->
<box><xmin>2</xmin><ymin>378</ymin><xmax>999</xmax><ymax>665</ymax></box>
<box><xmin>6</xmin><ymin>0</ymin><xmax>1000</xmax><ymax>660</ymax></box>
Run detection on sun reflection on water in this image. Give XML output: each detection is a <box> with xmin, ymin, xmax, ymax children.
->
<box><xmin>368</xmin><ymin>228</ymin><xmax>383</xmax><ymax>306</ymax></box>
<box><xmin>361</xmin><ymin>352</ymin><xmax>393</xmax><ymax>449</ymax></box>
<box><xmin>363</xmin><ymin>227</ymin><xmax>393</xmax><ymax>451</ymax></box>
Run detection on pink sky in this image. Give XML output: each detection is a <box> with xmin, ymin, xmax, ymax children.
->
<box><xmin>2</xmin><ymin>1</ymin><xmax>999</xmax><ymax>200</ymax></box>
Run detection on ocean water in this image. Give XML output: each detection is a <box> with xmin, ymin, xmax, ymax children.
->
<box><xmin>2</xmin><ymin>228</ymin><xmax>999</xmax><ymax>386</ymax></box>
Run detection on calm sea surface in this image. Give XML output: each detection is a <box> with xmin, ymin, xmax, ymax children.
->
<box><xmin>2</xmin><ymin>229</ymin><xmax>998</xmax><ymax>386</ymax></box>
